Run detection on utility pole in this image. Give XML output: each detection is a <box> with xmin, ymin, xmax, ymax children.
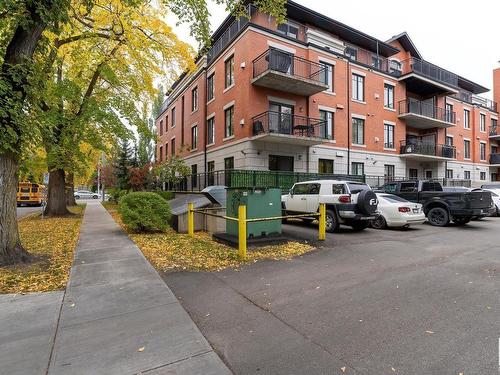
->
<box><xmin>101</xmin><ymin>152</ymin><xmax>106</xmax><ymax>202</ymax></box>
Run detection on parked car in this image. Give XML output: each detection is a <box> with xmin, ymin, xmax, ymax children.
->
<box><xmin>74</xmin><ymin>190</ymin><xmax>99</xmax><ymax>199</ymax></box>
<box><xmin>480</xmin><ymin>184</ymin><xmax>500</xmax><ymax>195</ymax></box>
<box><xmin>370</xmin><ymin>193</ymin><xmax>426</xmax><ymax>229</ymax></box>
<box><xmin>381</xmin><ymin>180</ymin><xmax>492</xmax><ymax>226</ymax></box>
<box><xmin>482</xmin><ymin>189</ymin><xmax>500</xmax><ymax>216</ymax></box>
<box><xmin>281</xmin><ymin>180</ymin><xmax>378</xmax><ymax>232</ymax></box>
<box><xmin>443</xmin><ymin>186</ymin><xmax>496</xmax><ymax>218</ymax></box>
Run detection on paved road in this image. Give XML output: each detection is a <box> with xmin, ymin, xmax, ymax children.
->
<box><xmin>165</xmin><ymin>218</ymin><xmax>500</xmax><ymax>375</ymax></box>
<box><xmin>17</xmin><ymin>205</ymin><xmax>41</xmax><ymax>219</ymax></box>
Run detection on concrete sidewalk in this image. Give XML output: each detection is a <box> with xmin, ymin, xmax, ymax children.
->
<box><xmin>0</xmin><ymin>200</ymin><xmax>231</xmax><ymax>375</ymax></box>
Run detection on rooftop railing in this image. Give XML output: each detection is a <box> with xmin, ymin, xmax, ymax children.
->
<box><xmin>400</xmin><ymin>57</ymin><xmax>458</xmax><ymax>88</ymax></box>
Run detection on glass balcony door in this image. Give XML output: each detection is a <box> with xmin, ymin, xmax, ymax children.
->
<box><xmin>268</xmin><ymin>48</ymin><xmax>293</xmax><ymax>75</ymax></box>
<box><xmin>269</xmin><ymin>103</ymin><xmax>294</xmax><ymax>135</ymax></box>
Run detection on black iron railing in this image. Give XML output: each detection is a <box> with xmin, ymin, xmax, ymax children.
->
<box><xmin>343</xmin><ymin>44</ymin><xmax>394</xmax><ymax>75</ymax></box>
<box><xmin>165</xmin><ymin>169</ymin><xmax>364</xmax><ymax>192</ymax></box>
<box><xmin>252</xmin><ymin>111</ymin><xmax>331</xmax><ymax>139</ymax></box>
<box><xmin>364</xmin><ymin>176</ymin><xmax>471</xmax><ymax>188</ymax></box>
<box><xmin>398</xmin><ymin>99</ymin><xmax>457</xmax><ymax>124</ymax></box>
<box><xmin>490</xmin><ymin>126</ymin><xmax>498</xmax><ymax>137</ymax></box>
<box><xmin>400</xmin><ymin>57</ymin><xmax>458</xmax><ymax>87</ymax></box>
<box><xmin>472</xmin><ymin>96</ymin><xmax>498</xmax><ymax>112</ymax></box>
<box><xmin>400</xmin><ymin>140</ymin><xmax>456</xmax><ymax>159</ymax></box>
<box><xmin>490</xmin><ymin>154</ymin><xmax>500</xmax><ymax>164</ymax></box>
<box><xmin>253</xmin><ymin>49</ymin><xmax>326</xmax><ymax>83</ymax></box>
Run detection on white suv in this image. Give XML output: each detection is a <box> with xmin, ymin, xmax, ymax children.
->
<box><xmin>282</xmin><ymin>180</ymin><xmax>379</xmax><ymax>232</ymax></box>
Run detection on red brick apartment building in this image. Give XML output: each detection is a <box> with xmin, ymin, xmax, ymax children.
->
<box><xmin>156</xmin><ymin>1</ymin><xmax>500</xmax><ymax>187</ymax></box>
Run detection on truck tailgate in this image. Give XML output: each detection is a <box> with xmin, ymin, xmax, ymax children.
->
<box><xmin>467</xmin><ymin>191</ymin><xmax>492</xmax><ymax>208</ymax></box>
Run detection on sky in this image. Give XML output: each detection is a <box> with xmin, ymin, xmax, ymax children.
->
<box><xmin>170</xmin><ymin>0</ymin><xmax>500</xmax><ymax>99</ymax></box>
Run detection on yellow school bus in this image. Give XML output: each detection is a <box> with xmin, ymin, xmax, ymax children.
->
<box><xmin>17</xmin><ymin>182</ymin><xmax>46</xmax><ymax>207</ymax></box>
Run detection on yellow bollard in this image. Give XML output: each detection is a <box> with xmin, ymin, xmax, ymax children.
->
<box><xmin>318</xmin><ymin>203</ymin><xmax>326</xmax><ymax>241</ymax></box>
<box><xmin>238</xmin><ymin>205</ymin><xmax>247</xmax><ymax>259</ymax></box>
<box><xmin>187</xmin><ymin>202</ymin><xmax>194</xmax><ymax>236</ymax></box>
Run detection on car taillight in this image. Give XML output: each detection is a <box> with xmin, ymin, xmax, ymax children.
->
<box><xmin>339</xmin><ymin>195</ymin><xmax>351</xmax><ymax>203</ymax></box>
<box><xmin>398</xmin><ymin>207</ymin><xmax>411</xmax><ymax>213</ymax></box>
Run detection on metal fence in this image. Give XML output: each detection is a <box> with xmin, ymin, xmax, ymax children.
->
<box><xmin>398</xmin><ymin>99</ymin><xmax>457</xmax><ymax>124</ymax></box>
<box><xmin>400</xmin><ymin>57</ymin><xmax>458</xmax><ymax>87</ymax></box>
<box><xmin>399</xmin><ymin>140</ymin><xmax>456</xmax><ymax>159</ymax></box>
<box><xmin>165</xmin><ymin>170</ymin><xmax>472</xmax><ymax>192</ymax></box>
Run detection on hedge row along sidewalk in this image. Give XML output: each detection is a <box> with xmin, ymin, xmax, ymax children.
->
<box><xmin>0</xmin><ymin>205</ymin><xmax>85</xmax><ymax>294</ymax></box>
<box><xmin>102</xmin><ymin>202</ymin><xmax>315</xmax><ymax>272</ymax></box>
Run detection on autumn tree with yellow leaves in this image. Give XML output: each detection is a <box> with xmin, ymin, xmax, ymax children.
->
<box><xmin>0</xmin><ymin>0</ymin><xmax>286</xmax><ymax>264</ymax></box>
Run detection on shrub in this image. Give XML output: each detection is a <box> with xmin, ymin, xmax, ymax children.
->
<box><xmin>118</xmin><ymin>192</ymin><xmax>172</xmax><ymax>233</ymax></box>
<box><xmin>108</xmin><ymin>188</ymin><xmax>129</xmax><ymax>203</ymax></box>
<box><xmin>154</xmin><ymin>190</ymin><xmax>174</xmax><ymax>202</ymax></box>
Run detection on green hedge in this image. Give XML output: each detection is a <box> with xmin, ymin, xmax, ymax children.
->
<box><xmin>154</xmin><ymin>190</ymin><xmax>175</xmax><ymax>202</ymax></box>
<box><xmin>118</xmin><ymin>192</ymin><xmax>172</xmax><ymax>233</ymax></box>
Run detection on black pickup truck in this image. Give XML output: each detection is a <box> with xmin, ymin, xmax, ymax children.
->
<box><xmin>381</xmin><ymin>180</ymin><xmax>492</xmax><ymax>226</ymax></box>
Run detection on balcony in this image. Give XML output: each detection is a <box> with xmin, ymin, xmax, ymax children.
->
<box><xmin>251</xmin><ymin>111</ymin><xmax>329</xmax><ymax>146</ymax></box>
<box><xmin>398</xmin><ymin>99</ymin><xmax>456</xmax><ymax>129</ymax></box>
<box><xmin>252</xmin><ymin>49</ymin><xmax>329</xmax><ymax>96</ymax></box>
<box><xmin>490</xmin><ymin>153</ymin><xmax>500</xmax><ymax>165</ymax></box>
<box><xmin>399</xmin><ymin>140</ymin><xmax>456</xmax><ymax>161</ymax></box>
<box><xmin>399</xmin><ymin>57</ymin><xmax>459</xmax><ymax>95</ymax></box>
<box><xmin>490</xmin><ymin>126</ymin><xmax>500</xmax><ymax>140</ymax></box>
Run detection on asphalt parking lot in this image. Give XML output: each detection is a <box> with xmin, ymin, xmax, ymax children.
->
<box><xmin>165</xmin><ymin>218</ymin><xmax>500</xmax><ymax>375</ymax></box>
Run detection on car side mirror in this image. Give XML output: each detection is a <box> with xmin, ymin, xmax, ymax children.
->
<box><xmin>289</xmin><ymin>189</ymin><xmax>293</xmax><ymax>197</ymax></box>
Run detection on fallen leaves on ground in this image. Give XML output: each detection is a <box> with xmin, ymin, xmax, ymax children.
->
<box><xmin>103</xmin><ymin>203</ymin><xmax>315</xmax><ymax>272</ymax></box>
<box><xmin>0</xmin><ymin>205</ymin><xmax>85</xmax><ymax>294</ymax></box>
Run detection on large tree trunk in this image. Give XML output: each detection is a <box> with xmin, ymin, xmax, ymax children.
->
<box><xmin>44</xmin><ymin>169</ymin><xmax>70</xmax><ymax>216</ymax></box>
<box><xmin>66</xmin><ymin>172</ymin><xmax>77</xmax><ymax>207</ymax></box>
<box><xmin>0</xmin><ymin>152</ymin><xmax>32</xmax><ymax>265</ymax></box>
<box><xmin>0</xmin><ymin>9</ymin><xmax>47</xmax><ymax>265</ymax></box>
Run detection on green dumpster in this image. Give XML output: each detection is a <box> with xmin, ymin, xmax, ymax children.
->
<box><xmin>226</xmin><ymin>187</ymin><xmax>282</xmax><ymax>238</ymax></box>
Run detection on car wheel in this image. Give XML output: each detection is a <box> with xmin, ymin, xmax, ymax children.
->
<box><xmin>427</xmin><ymin>207</ymin><xmax>449</xmax><ymax>227</ymax></box>
<box><xmin>325</xmin><ymin>210</ymin><xmax>339</xmax><ymax>233</ymax></box>
<box><xmin>453</xmin><ymin>216</ymin><xmax>471</xmax><ymax>225</ymax></box>
<box><xmin>75</xmin><ymin>195</ymin><xmax>80</xmax><ymax>199</ymax></box>
<box><xmin>351</xmin><ymin>222</ymin><xmax>370</xmax><ymax>231</ymax></box>
<box><xmin>92</xmin><ymin>195</ymin><xmax>98</xmax><ymax>199</ymax></box>
<box><xmin>370</xmin><ymin>215</ymin><xmax>387</xmax><ymax>230</ymax></box>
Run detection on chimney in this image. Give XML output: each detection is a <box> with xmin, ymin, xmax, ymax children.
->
<box><xmin>494</xmin><ymin>66</ymin><xmax>500</xmax><ymax>107</ymax></box>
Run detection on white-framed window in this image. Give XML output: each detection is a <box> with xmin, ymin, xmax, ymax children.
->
<box><xmin>319</xmin><ymin>110</ymin><xmax>334</xmax><ymax>140</ymax></box>
<box><xmin>352</xmin><ymin>73</ymin><xmax>364</xmax><ymax>101</ymax></box>
<box><xmin>463</xmin><ymin>109</ymin><xmax>470</xmax><ymax>129</ymax></box>
<box><xmin>480</xmin><ymin>142</ymin><xmax>486</xmax><ymax>161</ymax></box>
<box><xmin>352</xmin><ymin>117</ymin><xmax>364</xmax><ymax>145</ymax></box>
<box><xmin>384</xmin><ymin>123</ymin><xmax>394</xmax><ymax>149</ymax></box>
<box><xmin>319</xmin><ymin>62</ymin><xmax>334</xmax><ymax>92</ymax></box>
<box><xmin>480</xmin><ymin>171</ymin><xmax>486</xmax><ymax>180</ymax></box>
<box><xmin>446</xmin><ymin>169</ymin><xmax>453</xmax><ymax>179</ymax></box>
<box><xmin>225</xmin><ymin>55</ymin><xmax>234</xmax><ymax>88</ymax></box>
<box><xmin>384</xmin><ymin>164</ymin><xmax>395</xmax><ymax>179</ymax></box>
<box><xmin>351</xmin><ymin>162</ymin><xmax>364</xmax><ymax>176</ymax></box>
<box><xmin>384</xmin><ymin>84</ymin><xmax>394</xmax><ymax>109</ymax></box>
<box><xmin>277</xmin><ymin>20</ymin><xmax>299</xmax><ymax>39</ymax></box>
<box><xmin>191</xmin><ymin>87</ymin><xmax>198</xmax><ymax>112</ymax></box>
<box><xmin>207</xmin><ymin>117</ymin><xmax>215</xmax><ymax>145</ymax></box>
<box><xmin>480</xmin><ymin>113</ymin><xmax>486</xmax><ymax>132</ymax></box>
<box><xmin>464</xmin><ymin>139</ymin><xmax>471</xmax><ymax>159</ymax></box>
<box><xmin>207</xmin><ymin>73</ymin><xmax>215</xmax><ymax>101</ymax></box>
<box><xmin>191</xmin><ymin>125</ymin><xmax>198</xmax><ymax>150</ymax></box>
<box><xmin>224</xmin><ymin>105</ymin><xmax>234</xmax><ymax>138</ymax></box>
<box><xmin>464</xmin><ymin>170</ymin><xmax>471</xmax><ymax>180</ymax></box>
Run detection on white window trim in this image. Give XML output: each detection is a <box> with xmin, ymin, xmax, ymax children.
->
<box><xmin>352</xmin><ymin>113</ymin><xmax>366</xmax><ymax>120</ymax></box>
<box><xmin>223</xmin><ymin>49</ymin><xmax>235</xmax><ymax>62</ymax></box>
<box><xmin>383</xmin><ymin>80</ymin><xmax>396</xmax><ymax>86</ymax></box>
<box><xmin>223</xmin><ymin>83</ymin><xmax>235</xmax><ymax>93</ymax></box>
<box><xmin>223</xmin><ymin>100</ymin><xmax>235</xmax><ymax>110</ymax></box>
<box><xmin>318</xmin><ymin>105</ymin><xmax>336</xmax><ymax>112</ymax></box>
<box><xmin>351</xmin><ymin>69</ymin><xmax>366</xmax><ymax>77</ymax></box>
<box><xmin>383</xmin><ymin>120</ymin><xmax>396</xmax><ymax>126</ymax></box>
<box><xmin>267</xmin><ymin>41</ymin><xmax>296</xmax><ymax>54</ymax></box>
<box><xmin>352</xmin><ymin>99</ymin><xmax>366</xmax><ymax>105</ymax></box>
<box><xmin>318</xmin><ymin>57</ymin><xmax>336</xmax><ymax>66</ymax></box>
<box><xmin>207</xmin><ymin>112</ymin><xmax>215</xmax><ymax>120</ymax></box>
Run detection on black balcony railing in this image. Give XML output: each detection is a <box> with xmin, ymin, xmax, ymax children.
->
<box><xmin>472</xmin><ymin>95</ymin><xmax>498</xmax><ymax>112</ymax></box>
<box><xmin>398</xmin><ymin>99</ymin><xmax>457</xmax><ymax>124</ymax></box>
<box><xmin>252</xmin><ymin>111</ymin><xmax>330</xmax><ymax>139</ymax></box>
<box><xmin>253</xmin><ymin>49</ymin><xmax>326</xmax><ymax>83</ymax></box>
<box><xmin>401</xmin><ymin>57</ymin><xmax>458</xmax><ymax>88</ymax></box>
<box><xmin>490</xmin><ymin>154</ymin><xmax>500</xmax><ymax>164</ymax></box>
<box><xmin>490</xmin><ymin>126</ymin><xmax>498</xmax><ymax>137</ymax></box>
<box><xmin>400</xmin><ymin>140</ymin><xmax>456</xmax><ymax>159</ymax></box>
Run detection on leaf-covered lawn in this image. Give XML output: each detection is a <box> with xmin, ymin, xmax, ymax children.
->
<box><xmin>0</xmin><ymin>205</ymin><xmax>85</xmax><ymax>294</ymax></box>
<box><xmin>103</xmin><ymin>202</ymin><xmax>315</xmax><ymax>272</ymax></box>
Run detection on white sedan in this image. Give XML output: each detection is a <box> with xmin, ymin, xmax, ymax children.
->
<box><xmin>74</xmin><ymin>190</ymin><xmax>99</xmax><ymax>199</ymax></box>
<box><xmin>483</xmin><ymin>189</ymin><xmax>500</xmax><ymax>216</ymax></box>
<box><xmin>370</xmin><ymin>193</ymin><xmax>426</xmax><ymax>229</ymax></box>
